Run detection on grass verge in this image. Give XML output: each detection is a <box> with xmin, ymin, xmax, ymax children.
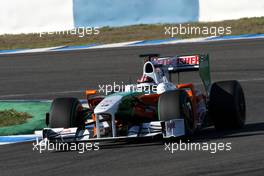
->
<box><xmin>0</xmin><ymin>109</ymin><xmax>32</xmax><ymax>127</ymax></box>
<box><xmin>0</xmin><ymin>17</ymin><xmax>264</xmax><ymax>50</ymax></box>
<box><xmin>0</xmin><ymin>102</ymin><xmax>51</xmax><ymax>135</ymax></box>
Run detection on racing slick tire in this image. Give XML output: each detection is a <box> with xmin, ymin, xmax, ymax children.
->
<box><xmin>158</xmin><ymin>90</ymin><xmax>195</xmax><ymax>135</ymax></box>
<box><xmin>209</xmin><ymin>80</ymin><xmax>246</xmax><ymax>130</ymax></box>
<box><xmin>48</xmin><ymin>97</ymin><xmax>84</xmax><ymax>128</ymax></box>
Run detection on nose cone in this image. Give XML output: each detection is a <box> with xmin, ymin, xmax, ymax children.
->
<box><xmin>94</xmin><ymin>95</ymin><xmax>123</xmax><ymax>114</ymax></box>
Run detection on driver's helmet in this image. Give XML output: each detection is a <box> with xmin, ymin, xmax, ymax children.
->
<box><xmin>137</xmin><ymin>75</ymin><xmax>155</xmax><ymax>84</ymax></box>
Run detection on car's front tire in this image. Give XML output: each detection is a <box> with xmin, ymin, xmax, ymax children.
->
<box><xmin>158</xmin><ymin>90</ymin><xmax>195</xmax><ymax>135</ymax></box>
<box><xmin>48</xmin><ymin>97</ymin><xmax>84</xmax><ymax>128</ymax></box>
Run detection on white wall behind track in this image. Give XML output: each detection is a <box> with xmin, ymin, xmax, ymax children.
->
<box><xmin>199</xmin><ymin>0</ymin><xmax>264</xmax><ymax>22</ymax></box>
<box><xmin>0</xmin><ymin>0</ymin><xmax>74</xmax><ymax>34</ymax></box>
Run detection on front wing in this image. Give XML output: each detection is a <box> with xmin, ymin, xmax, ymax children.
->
<box><xmin>35</xmin><ymin>119</ymin><xmax>185</xmax><ymax>143</ymax></box>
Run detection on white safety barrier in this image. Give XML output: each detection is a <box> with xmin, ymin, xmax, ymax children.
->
<box><xmin>0</xmin><ymin>0</ymin><xmax>74</xmax><ymax>34</ymax></box>
<box><xmin>199</xmin><ymin>0</ymin><xmax>264</xmax><ymax>22</ymax></box>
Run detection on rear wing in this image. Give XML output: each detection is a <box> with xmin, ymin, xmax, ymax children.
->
<box><xmin>151</xmin><ymin>55</ymin><xmax>199</xmax><ymax>73</ymax></box>
<box><xmin>140</xmin><ymin>54</ymin><xmax>211</xmax><ymax>94</ymax></box>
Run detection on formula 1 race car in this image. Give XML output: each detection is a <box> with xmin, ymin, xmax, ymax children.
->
<box><xmin>37</xmin><ymin>54</ymin><xmax>246</xmax><ymax>143</ymax></box>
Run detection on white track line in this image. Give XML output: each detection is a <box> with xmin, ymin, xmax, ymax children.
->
<box><xmin>238</xmin><ymin>77</ymin><xmax>264</xmax><ymax>82</ymax></box>
<box><xmin>0</xmin><ymin>90</ymin><xmax>83</xmax><ymax>98</ymax></box>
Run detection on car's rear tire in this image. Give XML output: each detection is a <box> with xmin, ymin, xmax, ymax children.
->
<box><xmin>209</xmin><ymin>80</ymin><xmax>246</xmax><ymax>129</ymax></box>
<box><xmin>158</xmin><ymin>90</ymin><xmax>195</xmax><ymax>135</ymax></box>
<box><xmin>49</xmin><ymin>97</ymin><xmax>84</xmax><ymax>128</ymax></box>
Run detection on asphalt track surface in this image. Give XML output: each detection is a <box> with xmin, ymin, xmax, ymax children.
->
<box><xmin>0</xmin><ymin>38</ymin><xmax>264</xmax><ymax>176</ymax></box>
